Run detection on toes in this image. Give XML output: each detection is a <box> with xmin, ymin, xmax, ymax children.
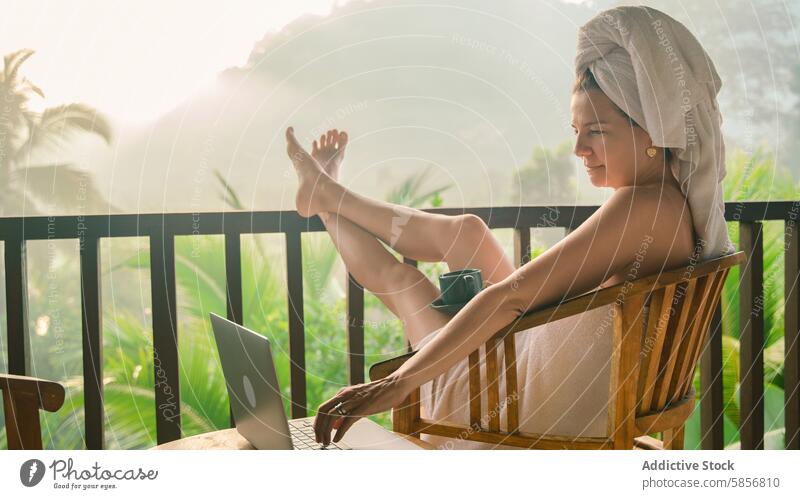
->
<box><xmin>286</xmin><ymin>127</ymin><xmax>299</xmax><ymax>151</ymax></box>
<box><xmin>285</xmin><ymin>127</ymin><xmax>308</xmax><ymax>161</ymax></box>
<box><xmin>310</xmin><ymin>128</ymin><xmax>347</xmax><ymax>153</ymax></box>
<box><xmin>286</xmin><ymin>126</ymin><xmax>297</xmax><ymax>145</ymax></box>
<box><xmin>312</xmin><ymin>140</ymin><xmax>319</xmax><ymax>155</ymax></box>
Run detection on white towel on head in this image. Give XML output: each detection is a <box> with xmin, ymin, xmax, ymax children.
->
<box><xmin>574</xmin><ymin>5</ymin><xmax>735</xmax><ymax>259</ymax></box>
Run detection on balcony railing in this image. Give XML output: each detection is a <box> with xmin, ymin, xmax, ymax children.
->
<box><xmin>1</xmin><ymin>201</ymin><xmax>798</xmax><ymax>449</ymax></box>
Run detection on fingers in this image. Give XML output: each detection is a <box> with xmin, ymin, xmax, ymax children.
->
<box><xmin>314</xmin><ymin>390</ymin><xmax>346</xmax><ymax>445</ymax></box>
<box><xmin>313</xmin><ymin>412</ymin><xmax>329</xmax><ymax>446</ymax></box>
<box><xmin>333</xmin><ymin>415</ymin><xmax>360</xmax><ymax>443</ymax></box>
<box><xmin>313</xmin><ymin>404</ymin><xmax>332</xmax><ymax>445</ymax></box>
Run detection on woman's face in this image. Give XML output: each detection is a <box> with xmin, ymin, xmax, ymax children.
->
<box><xmin>570</xmin><ymin>89</ymin><xmax>656</xmax><ymax>189</ymax></box>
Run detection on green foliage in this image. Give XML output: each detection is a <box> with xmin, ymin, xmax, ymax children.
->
<box><xmin>384</xmin><ymin>165</ymin><xmax>451</xmax><ymax>208</ymax></box>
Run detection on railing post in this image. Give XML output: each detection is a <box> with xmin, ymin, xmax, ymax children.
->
<box><xmin>346</xmin><ymin>274</ymin><xmax>365</xmax><ymax>385</ymax></box>
<box><xmin>700</xmin><ymin>302</ymin><xmax>724</xmax><ymax>449</ymax></box>
<box><xmin>79</xmin><ymin>234</ymin><xmax>104</xmax><ymax>449</ymax></box>
<box><xmin>224</xmin><ymin>233</ymin><xmax>243</xmax><ymax>324</ymax></box>
<box><xmin>4</xmin><ymin>231</ymin><xmax>30</xmax><ymax>376</ymax></box>
<box><xmin>739</xmin><ymin>221</ymin><xmax>764</xmax><ymax>449</ymax></box>
<box><xmin>513</xmin><ymin>227</ymin><xmax>532</xmax><ymax>267</ymax></box>
<box><xmin>785</xmin><ymin>210</ymin><xmax>800</xmax><ymax>449</ymax></box>
<box><xmin>149</xmin><ymin>229</ymin><xmax>181</xmax><ymax>444</ymax></box>
<box><xmin>224</xmin><ymin>232</ymin><xmax>243</xmax><ymax>429</ymax></box>
<box><xmin>285</xmin><ymin>231</ymin><xmax>307</xmax><ymax>418</ymax></box>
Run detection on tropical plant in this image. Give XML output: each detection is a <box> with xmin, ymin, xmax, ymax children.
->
<box><xmin>384</xmin><ymin>164</ymin><xmax>449</xmax><ymax>208</ymax></box>
<box><xmin>0</xmin><ymin>49</ymin><xmax>113</xmax><ymax>215</ymax></box>
<box><xmin>682</xmin><ymin>147</ymin><xmax>800</xmax><ymax>449</ymax></box>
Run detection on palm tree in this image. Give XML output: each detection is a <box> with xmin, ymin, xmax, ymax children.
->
<box><xmin>0</xmin><ymin>49</ymin><xmax>114</xmax><ymax>215</ymax></box>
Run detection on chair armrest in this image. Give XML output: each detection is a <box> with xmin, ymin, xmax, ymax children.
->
<box><xmin>0</xmin><ymin>373</ymin><xmax>65</xmax><ymax>412</ymax></box>
<box><xmin>369</xmin><ymin>352</ymin><xmax>417</xmax><ymax>381</ymax></box>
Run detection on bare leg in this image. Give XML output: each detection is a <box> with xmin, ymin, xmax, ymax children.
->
<box><xmin>310</xmin><ymin>129</ymin><xmax>449</xmax><ymax>348</ymax></box>
<box><xmin>319</xmin><ymin>212</ymin><xmax>449</xmax><ymax>349</ymax></box>
<box><xmin>289</xmin><ymin>127</ymin><xmax>515</xmax><ymax>285</ymax></box>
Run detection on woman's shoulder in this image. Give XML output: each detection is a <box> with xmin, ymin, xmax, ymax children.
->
<box><xmin>604</xmin><ymin>183</ymin><xmax>690</xmax><ymax>226</ymax></box>
<box><xmin>602</xmin><ymin>183</ymin><xmax>695</xmax><ymax>268</ymax></box>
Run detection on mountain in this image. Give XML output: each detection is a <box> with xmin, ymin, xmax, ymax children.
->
<box><xmin>44</xmin><ymin>0</ymin><xmax>796</xmax><ymax>215</ymax></box>
<box><xmin>75</xmin><ymin>0</ymin><xmax>602</xmax><ymax>215</ymax></box>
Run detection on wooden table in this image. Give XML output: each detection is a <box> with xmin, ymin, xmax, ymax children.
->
<box><xmin>152</xmin><ymin>428</ymin><xmax>436</xmax><ymax>450</ymax></box>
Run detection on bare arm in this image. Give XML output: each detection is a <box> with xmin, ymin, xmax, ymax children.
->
<box><xmin>391</xmin><ymin>186</ymin><xmax>661</xmax><ymax>392</ymax></box>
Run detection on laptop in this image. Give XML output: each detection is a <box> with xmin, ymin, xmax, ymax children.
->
<box><xmin>209</xmin><ymin>313</ymin><xmax>422</xmax><ymax>450</ymax></box>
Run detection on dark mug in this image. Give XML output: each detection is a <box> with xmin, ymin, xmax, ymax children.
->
<box><xmin>438</xmin><ymin>268</ymin><xmax>483</xmax><ymax>305</ymax></box>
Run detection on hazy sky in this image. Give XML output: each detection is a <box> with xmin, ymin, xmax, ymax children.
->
<box><xmin>0</xmin><ymin>0</ymin><xmax>356</xmax><ymax>123</ymax></box>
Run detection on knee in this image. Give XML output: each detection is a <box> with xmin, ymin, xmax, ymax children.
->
<box><xmin>452</xmin><ymin>214</ymin><xmax>490</xmax><ymax>246</ymax></box>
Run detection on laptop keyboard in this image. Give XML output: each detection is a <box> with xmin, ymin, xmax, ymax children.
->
<box><xmin>289</xmin><ymin>418</ymin><xmax>346</xmax><ymax>450</ymax></box>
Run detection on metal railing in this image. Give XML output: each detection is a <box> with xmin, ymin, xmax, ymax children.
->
<box><xmin>1</xmin><ymin>201</ymin><xmax>798</xmax><ymax>449</ymax></box>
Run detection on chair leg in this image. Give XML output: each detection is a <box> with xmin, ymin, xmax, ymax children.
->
<box><xmin>662</xmin><ymin>426</ymin><xmax>685</xmax><ymax>450</ymax></box>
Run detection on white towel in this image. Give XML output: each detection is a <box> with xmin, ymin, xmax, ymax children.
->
<box><xmin>575</xmin><ymin>6</ymin><xmax>735</xmax><ymax>259</ymax></box>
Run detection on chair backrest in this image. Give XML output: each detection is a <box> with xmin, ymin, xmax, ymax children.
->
<box><xmin>635</xmin><ymin>265</ymin><xmax>730</xmax><ymax>417</ymax></box>
<box><xmin>0</xmin><ymin>374</ymin><xmax>65</xmax><ymax>449</ymax></box>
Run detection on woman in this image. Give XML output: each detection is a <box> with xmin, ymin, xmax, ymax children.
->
<box><xmin>286</xmin><ymin>5</ymin><xmax>733</xmax><ymax>448</ymax></box>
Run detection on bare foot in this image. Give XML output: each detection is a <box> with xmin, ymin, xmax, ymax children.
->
<box><xmin>285</xmin><ymin>126</ymin><xmax>334</xmax><ymax>218</ymax></box>
<box><xmin>312</xmin><ymin>128</ymin><xmax>348</xmax><ymax>181</ymax></box>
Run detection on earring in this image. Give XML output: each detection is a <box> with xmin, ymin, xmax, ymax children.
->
<box><xmin>646</xmin><ymin>146</ymin><xmax>657</xmax><ymax>158</ymax></box>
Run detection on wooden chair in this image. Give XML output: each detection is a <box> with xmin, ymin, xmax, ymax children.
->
<box><xmin>369</xmin><ymin>252</ymin><xmax>745</xmax><ymax>450</ymax></box>
<box><xmin>0</xmin><ymin>373</ymin><xmax>65</xmax><ymax>449</ymax></box>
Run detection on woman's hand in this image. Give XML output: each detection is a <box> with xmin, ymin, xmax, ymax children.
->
<box><xmin>313</xmin><ymin>375</ymin><xmax>409</xmax><ymax>447</ymax></box>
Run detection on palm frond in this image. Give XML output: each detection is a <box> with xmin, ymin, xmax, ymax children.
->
<box><xmin>15</xmin><ymin>104</ymin><xmax>113</xmax><ymax>161</ymax></box>
<box><xmin>19</xmin><ymin>77</ymin><xmax>44</xmax><ymax>98</ymax></box>
<box><xmin>0</xmin><ymin>185</ymin><xmax>41</xmax><ymax>217</ymax></box>
<box><xmin>385</xmin><ymin>165</ymin><xmax>452</xmax><ymax>208</ymax></box>
<box><xmin>9</xmin><ymin>163</ymin><xmax>120</xmax><ymax>213</ymax></box>
<box><xmin>3</xmin><ymin>49</ymin><xmax>35</xmax><ymax>83</ymax></box>
<box><xmin>214</xmin><ymin>169</ymin><xmax>246</xmax><ymax>210</ymax></box>
<box><xmin>409</xmin><ymin>184</ymin><xmax>451</xmax><ymax>208</ymax></box>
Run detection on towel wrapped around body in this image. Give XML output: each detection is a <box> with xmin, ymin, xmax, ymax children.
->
<box><xmin>418</xmin><ymin>303</ymin><xmax>614</xmax><ymax>450</ymax></box>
